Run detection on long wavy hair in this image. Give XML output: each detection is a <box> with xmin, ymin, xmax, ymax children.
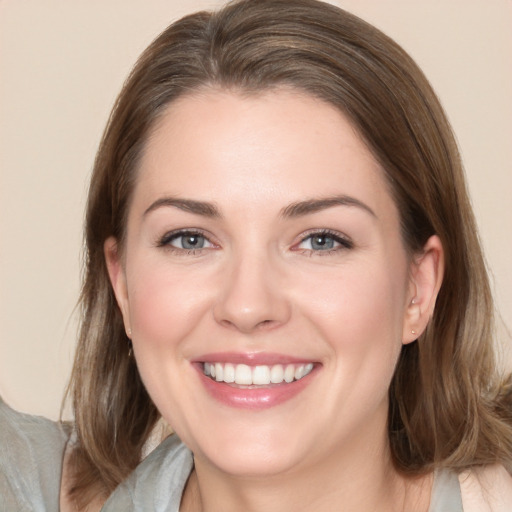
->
<box><xmin>66</xmin><ymin>0</ymin><xmax>512</xmax><ymax>505</ymax></box>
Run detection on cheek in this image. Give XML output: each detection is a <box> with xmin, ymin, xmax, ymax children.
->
<box><xmin>297</xmin><ymin>259</ymin><xmax>408</xmax><ymax>386</ymax></box>
<box><xmin>303</xmin><ymin>263</ymin><xmax>405</xmax><ymax>339</ymax></box>
<box><xmin>126</xmin><ymin>259</ymin><xmax>213</xmax><ymax>351</ymax></box>
<box><xmin>123</xmin><ymin>258</ymin><xmax>215</xmax><ymax>429</ymax></box>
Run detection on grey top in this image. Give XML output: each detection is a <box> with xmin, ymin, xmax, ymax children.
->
<box><xmin>0</xmin><ymin>397</ymin><xmax>68</xmax><ymax>512</ymax></box>
<box><xmin>101</xmin><ymin>435</ymin><xmax>193</xmax><ymax>511</ymax></box>
<box><xmin>0</xmin><ymin>398</ymin><xmax>462</xmax><ymax>511</ymax></box>
<box><xmin>429</xmin><ymin>469</ymin><xmax>463</xmax><ymax>512</ymax></box>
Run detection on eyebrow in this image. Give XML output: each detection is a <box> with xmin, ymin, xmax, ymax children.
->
<box><xmin>143</xmin><ymin>197</ymin><xmax>220</xmax><ymax>218</ymax></box>
<box><xmin>280</xmin><ymin>195</ymin><xmax>376</xmax><ymax>218</ymax></box>
<box><xmin>143</xmin><ymin>194</ymin><xmax>376</xmax><ymax>219</ymax></box>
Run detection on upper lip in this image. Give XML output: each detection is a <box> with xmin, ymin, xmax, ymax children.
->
<box><xmin>193</xmin><ymin>352</ymin><xmax>317</xmax><ymax>366</ymax></box>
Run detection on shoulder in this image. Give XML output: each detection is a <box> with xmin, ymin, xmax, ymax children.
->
<box><xmin>459</xmin><ymin>464</ymin><xmax>512</xmax><ymax>512</ymax></box>
<box><xmin>0</xmin><ymin>397</ymin><xmax>69</xmax><ymax>510</ymax></box>
<box><xmin>101</xmin><ymin>434</ymin><xmax>193</xmax><ymax>511</ymax></box>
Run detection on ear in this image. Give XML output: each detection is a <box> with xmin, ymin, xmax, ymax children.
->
<box><xmin>402</xmin><ymin>235</ymin><xmax>444</xmax><ymax>344</ymax></box>
<box><xmin>104</xmin><ymin>236</ymin><xmax>132</xmax><ymax>338</ymax></box>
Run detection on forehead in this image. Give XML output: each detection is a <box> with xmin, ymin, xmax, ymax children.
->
<box><xmin>133</xmin><ymin>87</ymin><xmax>398</xmax><ymax>223</ymax></box>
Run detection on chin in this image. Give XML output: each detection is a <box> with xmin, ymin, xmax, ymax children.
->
<box><xmin>190</xmin><ymin>425</ymin><xmax>308</xmax><ymax>478</ymax></box>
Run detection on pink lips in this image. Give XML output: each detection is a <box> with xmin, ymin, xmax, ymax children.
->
<box><xmin>196</xmin><ymin>351</ymin><xmax>314</xmax><ymax>365</ymax></box>
<box><xmin>193</xmin><ymin>352</ymin><xmax>318</xmax><ymax>410</ymax></box>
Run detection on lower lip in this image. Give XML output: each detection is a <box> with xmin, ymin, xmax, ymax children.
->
<box><xmin>195</xmin><ymin>365</ymin><xmax>317</xmax><ymax>410</ymax></box>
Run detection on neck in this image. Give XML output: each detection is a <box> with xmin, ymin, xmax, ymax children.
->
<box><xmin>180</xmin><ymin>411</ymin><xmax>431</xmax><ymax>512</ymax></box>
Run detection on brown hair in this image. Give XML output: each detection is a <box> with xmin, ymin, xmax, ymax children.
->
<box><xmin>67</xmin><ymin>0</ymin><xmax>512</xmax><ymax>505</ymax></box>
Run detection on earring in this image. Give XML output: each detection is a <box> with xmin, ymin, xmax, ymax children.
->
<box><xmin>128</xmin><ymin>339</ymin><xmax>133</xmax><ymax>358</ymax></box>
<box><xmin>411</xmin><ymin>330</ymin><xmax>417</xmax><ymax>335</ymax></box>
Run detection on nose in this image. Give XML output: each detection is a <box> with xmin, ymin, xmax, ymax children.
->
<box><xmin>213</xmin><ymin>250</ymin><xmax>291</xmax><ymax>334</ymax></box>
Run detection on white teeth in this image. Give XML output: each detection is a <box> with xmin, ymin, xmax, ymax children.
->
<box><xmin>253</xmin><ymin>365</ymin><xmax>271</xmax><ymax>385</ymax></box>
<box><xmin>235</xmin><ymin>364</ymin><xmax>253</xmax><ymax>385</ymax></box>
<box><xmin>284</xmin><ymin>364</ymin><xmax>295</xmax><ymax>383</ymax></box>
<box><xmin>270</xmin><ymin>364</ymin><xmax>284</xmax><ymax>383</ymax></box>
<box><xmin>224</xmin><ymin>363</ymin><xmax>235</xmax><ymax>383</ymax></box>
<box><xmin>203</xmin><ymin>361</ymin><xmax>314</xmax><ymax>385</ymax></box>
<box><xmin>215</xmin><ymin>363</ymin><xmax>224</xmax><ymax>382</ymax></box>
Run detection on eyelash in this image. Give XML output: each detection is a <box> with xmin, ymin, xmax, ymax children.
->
<box><xmin>157</xmin><ymin>228</ymin><xmax>353</xmax><ymax>256</ymax></box>
<box><xmin>294</xmin><ymin>229</ymin><xmax>353</xmax><ymax>256</ymax></box>
<box><xmin>157</xmin><ymin>229</ymin><xmax>215</xmax><ymax>255</ymax></box>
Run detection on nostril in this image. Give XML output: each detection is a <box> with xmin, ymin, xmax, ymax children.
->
<box><xmin>218</xmin><ymin>318</ymin><xmax>277</xmax><ymax>333</ymax></box>
<box><xmin>256</xmin><ymin>319</ymin><xmax>273</xmax><ymax>328</ymax></box>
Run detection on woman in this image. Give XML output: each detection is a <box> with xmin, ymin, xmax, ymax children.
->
<box><xmin>1</xmin><ymin>0</ymin><xmax>511</xmax><ymax>510</ymax></box>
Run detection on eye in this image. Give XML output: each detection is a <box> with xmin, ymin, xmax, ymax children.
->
<box><xmin>159</xmin><ymin>230</ymin><xmax>214</xmax><ymax>251</ymax></box>
<box><xmin>296</xmin><ymin>230</ymin><xmax>353</xmax><ymax>253</ymax></box>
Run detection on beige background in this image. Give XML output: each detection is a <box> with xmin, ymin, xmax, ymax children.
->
<box><xmin>1</xmin><ymin>1</ymin><xmax>511</xmax><ymax>421</ymax></box>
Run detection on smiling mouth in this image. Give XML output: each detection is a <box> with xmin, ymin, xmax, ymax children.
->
<box><xmin>203</xmin><ymin>362</ymin><xmax>314</xmax><ymax>386</ymax></box>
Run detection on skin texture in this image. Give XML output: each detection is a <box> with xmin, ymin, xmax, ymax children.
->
<box><xmin>105</xmin><ymin>88</ymin><xmax>443</xmax><ymax>511</ymax></box>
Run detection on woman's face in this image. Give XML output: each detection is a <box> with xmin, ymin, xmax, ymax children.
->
<box><xmin>106</xmin><ymin>88</ymin><xmax>430</xmax><ymax>477</ymax></box>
